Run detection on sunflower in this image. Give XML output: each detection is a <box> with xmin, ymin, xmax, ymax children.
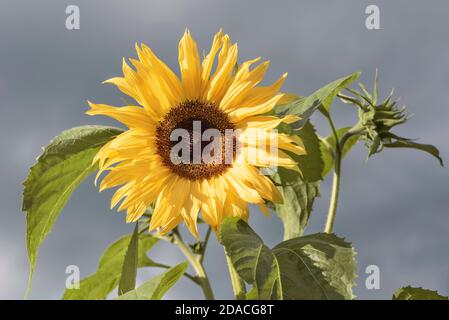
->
<box><xmin>87</xmin><ymin>30</ymin><xmax>305</xmax><ymax>237</ymax></box>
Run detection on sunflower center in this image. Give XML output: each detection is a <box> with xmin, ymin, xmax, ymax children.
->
<box><xmin>156</xmin><ymin>100</ymin><xmax>236</xmax><ymax>180</ymax></box>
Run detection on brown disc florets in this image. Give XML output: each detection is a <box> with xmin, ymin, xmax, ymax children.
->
<box><xmin>156</xmin><ymin>100</ymin><xmax>237</xmax><ymax>180</ymax></box>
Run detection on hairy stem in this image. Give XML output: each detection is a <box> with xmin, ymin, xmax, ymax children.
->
<box><xmin>324</xmin><ymin>121</ymin><xmax>365</xmax><ymax>233</ymax></box>
<box><xmin>200</xmin><ymin>226</ymin><xmax>212</xmax><ymax>264</ymax></box>
<box><xmin>324</xmin><ymin>150</ymin><xmax>341</xmax><ymax>233</ymax></box>
<box><xmin>225</xmin><ymin>250</ymin><xmax>247</xmax><ymax>300</ymax></box>
<box><xmin>324</xmin><ymin>115</ymin><xmax>342</xmax><ymax>233</ymax></box>
<box><xmin>172</xmin><ymin>230</ymin><xmax>215</xmax><ymax>300</ymax></box>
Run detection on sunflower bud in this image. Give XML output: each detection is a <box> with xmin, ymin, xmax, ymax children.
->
<box><xmin>339</xmin><ymin>71</ymin><xmax>443</xmax><ymax>165</ymax></box>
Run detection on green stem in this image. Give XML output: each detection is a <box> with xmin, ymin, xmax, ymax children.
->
<box><xmin>324</xmin><ymin>116</ymin><xmax>342</xmax><ymax>234</ymax></box>
<box><xmin>324</xmin><ymin>121</ymin><xmax>365</xmax><ymax>233</ymax></box>
<box><xmin>200</xmin><ymin>226</ymin><xmax>212</xmax><ymax>264</ymax></box>
<box><xmin>324</xmin><ymin>150</ymin><xmax>341</xmax><ymax>233</ymax></box>
<box><xmin>225</xmin><ymin>250</ymin><xmax>246</xmax><ymax>300</ymax></box>
<box><xmin>172</xmin><ymin>230</ymin><xmax>215</xmax><ymax>300</ymax></box>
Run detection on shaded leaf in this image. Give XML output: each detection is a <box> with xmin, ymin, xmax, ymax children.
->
<box><xmin>273</xmin><ymin>233</ymin><xmax>357</xmax><ymax>300</ymax></box>
<box><xmin>118</xmin><ymin>223</ymin><xmax>139</xmax><ymax>295</ymax></box>
<box><xmin>294</xmin><ymin>121</ymin><xmax>324</xmax><ymax>182</ymax></box>
<box><xmin>219</xmin><ymin>217</ymin><xmax>282</xmax><ymax>300</ymax></box>
<box><xmin>22</xmin><ymin>125</ymin><xmax>123</xmax><ymax>294</ymax></box>
<box><xmin>63</xmin><ymin>233</ymin><xmax>158</xmax><ymax>300</ymax></box>
<box><xmin>270</xmin><ymin>121</ymin><xmax>322</xmax><ymax>239</ymax></box>
<box><xmin>220</xmin><ymin>219</ymin><xmax>357</xmax><ymax>300</ymax></box>
<box><xmin>320</xmin><ymin>127</ymin><xmax>360</xmax><ymax>177</ymax></box>
<box><xmin>393</xmin><ymin>286</ymin><xmax>448</xmax><ymax>300</ymax></box>
<box><xmin>271</xmin><ymin>169</ymin><xmax>320</xmax><ymax>240</ymax></box>
<box><xmin>384</xmin><ymin>140</ymin><xmax>443</xmax><ymax>167</ymax></box>
<box><xmin>116</xmin><ymin>262</ymin><xmax>188</xmax><ymax>300</ymax></box>
<box><xmin>276</xmin><ymin>72</ymin><xmax>360</xmax><ymax>120</ymax></box>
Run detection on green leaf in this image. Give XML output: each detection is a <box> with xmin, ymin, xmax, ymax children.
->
<box><xmin>393</xmin><ymin>286</ymin><xmax>448</xmax><ymax>300</ymax></box>
<box><xmin>63</xmin><ymin>233</ymin><xmax>158</xmax><ymax>300</ymax></box>
<box><xmin>294</xmin><ymin>122</ymin><xmax>324</xmax><ymax>182</ymax></box>
<box><xmin>219</xmin><ymin>217</ymin><xmax>282</xmax><ymax>300</ymax></box>
<box><xmin>220</xmin><ymin>218</ymin><xmax>357</xmax><ymax>300</ymax></box>
<box><xmin>270</xmin><ymin>121</ymin><xmax>322</xmax><ymax>239</ymax></box>
<box><xmin>276</xmin><ymin>72</ymin><xmax>360</xmax><ymax>119</ymax></box>
<box><xmin>271</xmin><ymin>169</ymin><xmax>320</xmax><ymax>240</ymax></box>
<box><xmin>384</xmin><ymin>140</ymin><xmax>443</xmax><ymax>167</ymax></box>
<box><xmin>118</xmin><ymin>223</ymin><xmax>139</xmax><ymax>295</ymax></box>
<box><xmin>273</xmin><ymin>233</ymin><xmax>357</xmax><ymax>300</ymax></box>
<box><xmin>320</xmin><ymin>127</ymin><xmax>360</xmax><ymax>177</ymax></box>
<box><xmin>22</xmin><ymin>125</ymin><xmax>123</xmax><ymax>295</ymax></box>
<box><xmin>115</xmin><ymin>262</ymin><xmax>188</xmax><ymax>300</ymax></box>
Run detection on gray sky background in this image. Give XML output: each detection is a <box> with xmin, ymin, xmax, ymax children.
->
<box><xmin>0</xmin><ymin>0</ymin><xmax>448</xmax><ymax>299</ymax></box>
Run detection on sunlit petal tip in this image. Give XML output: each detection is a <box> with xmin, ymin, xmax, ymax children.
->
<box><xmin>283</xmin><ymin>114</ymin><xmax>301</xmax><ymax>124</ymax></box>
<box><xmin>101</xmin><ymin>77</ymin><xmax>116</xmax><ymax>85</ymax></box>
<box><xmin>140</xmin><ymin>43</ymin><xmax>151</xmax><ymax>54</ymax></box>
<box><xmin>129</xmin><ymin>58</ymin><xmax>140</xmax><ymax>66</ymax></box>
<box><xmin>121</xmin><ymin>57</ymin><xmax>132</xmax><ymax>73</ymax></box>
<box><xmin>182</xmin><ymin>28</ymin><xmax>191</xmax><ymax>38</ymax></box>
<box><xmin>155</xmin><ymin>228</ymin><xmax>168</xmax><ymax>237</ymax></box>
<box><xmin>85</xmin><ymin>100</ymin><xmax>95</xmax><ymax>115</ymax></box>
<box><xmin>188</xmin><ymin>226</ymin><xmax>199</xmax><ymax>239</ymax></box>
<box><xmin>125</xmin><ymin>214</ymin><xmax>137</xmax><ymax>223</ymax></box>
<box><xmin>93</xmin><ymin>170</ymin><xmax>103</xmax><ymax>187</ymax></box>
<box><xmin>98</xmin><ymin>178</ymin><xmax>112</xmax><ymax>192</ymax></box>
<box><xmin>148</xmin><ymin>219</ymin><xmax>159</xmax><ymax>232</ymax></box>
<box><xmin>248</xmin><ymin>57</ymin><xmax>262</xmax><ymax>65</ymax></box>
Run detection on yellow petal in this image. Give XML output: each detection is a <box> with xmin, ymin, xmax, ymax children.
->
<box><xmin>206</xmin><ymin>36</ymin><xmax>238</xmax><ymax>104</ymax></box>
<box><xmin>276</xmin><ymin>92</ymin><xmax>301</xmax><ymax>106</ymax></box>
<box><xmin>241</xmin><ymin>145</ymin><xmax>298</xmax><ymax>169</ymax></box>
<box><xmin>236</xmin><ymin>114</ymin><xmax>300</xmax><ymax>130</ymax></box>
<box><xmin>231</xmin><ymin>163</ymin><xmax>282</xmax><ymax>203</ymax></box>
<box><xmin>239</xmin><ymin>72</ymin><xmax>288</xmax><ymax>108</ymax></box>
<box><xmin>224</xmin><ymin>168</ymin><xmax>263</xmax><ymax>203</ymax></box>
<box><xmin>138</xmin><ymin>43</ymin><xmax>184</xmax><ymax>103</ymax></box>
<box><xmin>86</xmin><ymin>101</ymin><xmax>156</xmax><ymax>128</ymax></box>
<box><xmin>223</xmin><ymin>190</ymin><xmax>249</xmax><ymax>220</ymax></box>
<box><xmin>219</xmin><ymin>59</ymin><xmax>269</xmax><ymax>111</ymax></box>
<box><xmin>228</xmin><ymin>94</ymin><xmax>283</xmax><ymax>123</ymax></box>
<box><xmin>178</xmin><ymin>29</ymin><xmax>201</xmax><ymax>100</ymax></box>
<box><xmin>200</xmin><ymin>30</ymin><xmax>224</xmax><ymax>98</ymax></box>
<box><xmin>200</xmin><ymin>176</ymin><xmax>226</xmax><ymax>228</ymax></box>
<box><xmin>180</xmin><ymin>181</ymin><xmax>201</xmax><ymax>238</ymax></box>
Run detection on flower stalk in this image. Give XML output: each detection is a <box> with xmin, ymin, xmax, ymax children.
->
<box><xmin>171</xmin><ymin>229</ymin><xmax>215</xmax><ymax>300</ymax></box>
<box><xmin>324</xmin><ymin>116</ymin><xmax>342</xmax><ymax>233</ymax></box>
<box><xmin>324</xmin><ymin>119</ymin><xmax>365</xmax><ymax>233</ymax></box>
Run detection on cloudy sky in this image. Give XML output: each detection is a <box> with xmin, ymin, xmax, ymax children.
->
<box><xmin>1</xmin><ymin>0</ymin><xmax>448</xmax><ymax>299</ymax></box>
